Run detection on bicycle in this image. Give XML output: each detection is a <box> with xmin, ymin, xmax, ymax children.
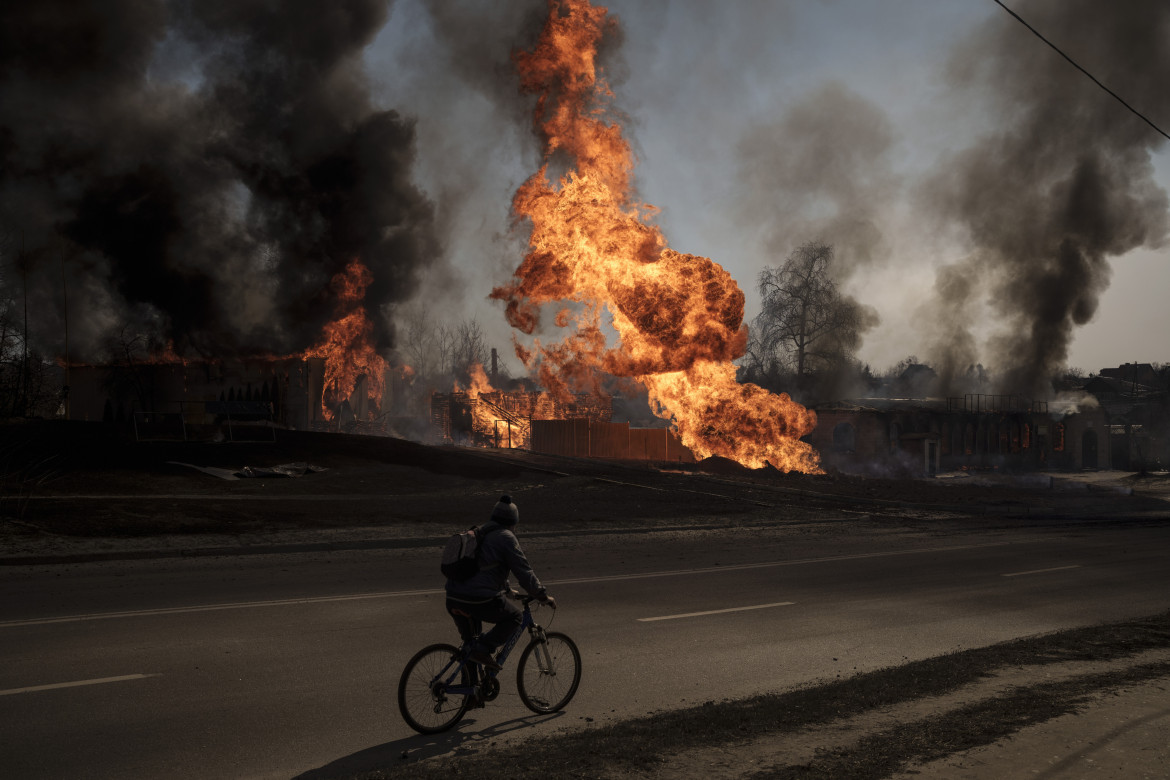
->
<box><xmin>397</xmin><ymin>594</ymin><xmax>582</xmax><ymax>734</ymax></box>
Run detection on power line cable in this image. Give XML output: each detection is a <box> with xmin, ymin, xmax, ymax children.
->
<box><xmin>992</xmin><ymin>0</ymin><xmax>1170</xmax><ymax>143</ymax></box>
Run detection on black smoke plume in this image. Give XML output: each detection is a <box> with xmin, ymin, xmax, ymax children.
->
<box><xmin>919</xmin><ymin>0</ymin><xmax>1169</xmax><ymax>397</ymax></box>
<box><xmin>0</xmin><ymin>0</ymin><xmax>438</xmax><ymax>361</ymax></box>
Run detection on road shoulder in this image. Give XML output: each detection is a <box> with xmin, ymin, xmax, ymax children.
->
<box><xmin>372</xmin><ymin>612</ymin><xmax>1170</xmax><ymax>780</ymax></box>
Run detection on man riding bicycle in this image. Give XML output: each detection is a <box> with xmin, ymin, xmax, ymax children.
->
<box><xmin>445</xmin><ymin>495</ymin><xmax>556</xmax><ymax>671</ymax></box>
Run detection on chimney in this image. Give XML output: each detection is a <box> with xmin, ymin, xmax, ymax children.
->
<box><xmin>491</xmin><ymin>347</ymin><xmax>498</xmax><ymax>383</ymax></box>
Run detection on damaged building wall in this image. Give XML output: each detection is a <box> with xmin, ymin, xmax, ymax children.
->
<box><xmin>529</xmin><ymin>419</ymin><xmax>694</xmax><ymax>462</ymax></box>
<box><xmin>1084</xmin><ymin>369</ymin><xmax>1170</xmax><ymax>471</ymax></box>
<box><xmin>810</xmin><ymin>397</ymin><xmax>1110</xmax><ymax>476</ymax></box>
<box><xmin>66</xmin><ymin>358</ymin><xmax>329</xmax><ymax>433</ymax></box>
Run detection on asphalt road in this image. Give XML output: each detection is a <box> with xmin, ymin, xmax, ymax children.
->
<box><xmin>2</xmin><ymin>518</ymin><xmax>1170</xmax><ymax>780</ymax></box>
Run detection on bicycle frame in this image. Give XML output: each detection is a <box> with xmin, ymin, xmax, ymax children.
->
<box><xmin>433</xmin><ymin>599</ymin><xmax>547</xmax><ymax>698</ymax></box>
<box><xmin>398</xmin><ymin>594</ymin><xmax>580</xmax><ymax>732</ymax></box>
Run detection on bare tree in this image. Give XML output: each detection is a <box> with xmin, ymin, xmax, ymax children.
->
<box><xmin>0</xmin><ymin>301</ymin><xmax>61</xmax><ymax>418</ymax></box>
<box><xmin>435</xmin><ymin>324</ymin><xmax>456</xmax><ymax>380</ymax></box>
<box><xmin>399</xmin><ymin>304</ymin><xmax>440</xmax><ymax>381</ymax></box>
<box><xmin>738</xmin><ymin>323</ymin><xmax>793</xmax><ymax>389</ymax></box>
<box><xmin>0</xmin><ymin>230</ymin><xmax>31</xmax><ymax>417</ymax></box>
<box><xmin>396</xmin><ymin>308</ymin><xmax>497</xmax><ymax>389</ymax></box>
<box><xmin>753</xmin><ymin>241</ymin><xmax>877</xmax><ymax>378</ymax></box>
<box><xmin>0</xmin><ymin>292</ymin><xmax>19</xmax><ymax>416</ymax></box>
<box><xmin>450</xmin><ymin>319</ymin><xmax>490</xmax><ymax>379</ymax></box>
<box><xmin>101</xmin><ymin>324</ymin><xmax>155</xmax><ymax>416</ymax></box>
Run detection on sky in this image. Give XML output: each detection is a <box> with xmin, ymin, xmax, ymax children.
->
<box><xmin>2</xmin><ymin>0</ymin><xmax>1168</xmax><ymax>390</ymax></box>
<box><xmin>367</xmin><ymin>0</ymin><xmax>1170</xmax><ymax>381</ymax></box>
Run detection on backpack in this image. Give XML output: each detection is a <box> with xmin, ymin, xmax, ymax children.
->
<box><xmin>440</xmin><ymin>525</ymin><xmax>498</xmax><ymax>581</ymax></box>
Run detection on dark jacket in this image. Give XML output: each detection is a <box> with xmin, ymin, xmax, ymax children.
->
<box><xmin>445</xmin><ymin>520</ymin><xmax>545</xmax><ymax>603</ymax></box>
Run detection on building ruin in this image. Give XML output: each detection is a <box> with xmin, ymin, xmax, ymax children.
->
<box><xmin>808</xmin><ymin>394</ymin><xmax>1109</xmax><ymax>476</ymax></box>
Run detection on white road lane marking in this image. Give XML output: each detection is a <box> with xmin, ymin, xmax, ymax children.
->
<box><xmin>0</xmin><ymin>674</ymin><xmax>160</xmax><ymax>696</ymax></box>
<box><xmin>1002</xmin><ymin>564</ymin><xmax>1081</xmax><ymax>578</ymax></box>
<box><xmin>638</xmin><ymin>601</ymin><xmax>795</xmax><ymax>622</ymax></box>
<box><xmin>0</xmin><ymin>590</ymin><xmax>438</xmax><ymax>627</ymax></box>
<box><xmin>554</xmin><ymin>541</ymin><xmax>1017</xmax><ymax>585</ymax></box>
<box><xmin>0</xmin><ymin>541</ymin><xmax>1016</xmax><ymax>628</ymax></box>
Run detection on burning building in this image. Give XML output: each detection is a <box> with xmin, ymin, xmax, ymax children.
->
<box><xmin>64</xmin><ymin>356</ymin><xmax>398</xmax><ymax>440</ymax></box>
<box><xmin>21</xmin><ymin>1</ymin><xmax>1161</xmax><ymax>480</ymax></box>
<box><xmin>57</xmin><ymin>252</ymin><xmax>416</xmax><ymax>440</ymax></box>
<box><xmin>430</xmin><ymin>388</ymin><xmax>611</xmax><ymax>449</ymax></box>
<box><xmin>429</xmin><ymin>386</ymin><xmax>693</xmax><ymax>462</ymax></box>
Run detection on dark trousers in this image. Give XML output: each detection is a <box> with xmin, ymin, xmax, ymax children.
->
<box><xmin>446</xmin><ymin>594</ymin><xmax>522</xmax><ymax>652</ymax></box>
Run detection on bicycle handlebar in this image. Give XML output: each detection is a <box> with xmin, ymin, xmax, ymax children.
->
<box><xmin>511</xmin><ymin>590</ymin><xmax>555</xmax><ymax>608</ymax></box>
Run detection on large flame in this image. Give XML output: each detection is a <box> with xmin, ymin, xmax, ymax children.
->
<box><xmin>492</xmin><ymin>0</ymin><xmax>819</xmax><ymax>472</ymax></box>
<box><xmin>463</xmin><ymin>362</ymin><xmax>495</xmax><ymax>397</ymax></box>
<box><xmin>303</xmin><ymin>258</ymin><xmax>386</xmax><ymax>420</ymax></box>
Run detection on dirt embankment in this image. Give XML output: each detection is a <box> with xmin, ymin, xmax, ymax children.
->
<box><xmin>4</xmin><ymin>420</ymin><xmax>1166</xmax><ymax>546</ymax></box>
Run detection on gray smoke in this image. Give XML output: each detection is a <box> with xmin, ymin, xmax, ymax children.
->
<box><xmin>404</xmin><ymin>0</ymin><xmax>547</xmax><ymax>294</ymax></box>
<box><xmin>918</xmin><ymin>0</ymin><xmax>1170</xmax><ymax>397</ymax></box>
<box><xmin>344</xmin><ymin>0</ymin><xmax>550</xmax><ymax>361</ymax></box>
<box><xmin>733</xmin><ymin>82</ymin><xmax>892</xmax><ymax>400</ymax></box>
<box><xmin>0</xmin><ymin>0</ymin><xmax>439</xmax><ymax>361</ymax></box>
<box><xmin>736</xmin><ymin>81</ymin><xmax>900</xmax><ymax>284</ymax></box>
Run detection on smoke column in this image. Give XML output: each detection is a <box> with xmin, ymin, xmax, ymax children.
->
<box><xmin>919</xmin><ymin>0</ymin><xmax>1169</xmax><ymax>396</ymax></box>
<box><xmin>0</xmin><ymin>0</ymin><xmax>438</xmax><ymax>361</ymax></box>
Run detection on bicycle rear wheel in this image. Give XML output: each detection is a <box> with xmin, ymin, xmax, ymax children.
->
<box><xmin>398</xmin><ymin>643</ymin><xmax>470</xmax><ymax>733</ymax></box>
<box><xmin>516</xmin><ymin>631</ymin><xmax>581</xmax><ymax>713</ymax></box>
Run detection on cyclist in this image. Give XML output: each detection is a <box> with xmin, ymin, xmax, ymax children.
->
<box><xmin>445</xmin><ymin>494</ymin><xmax>556</xmax><ymax>671</ymax></box>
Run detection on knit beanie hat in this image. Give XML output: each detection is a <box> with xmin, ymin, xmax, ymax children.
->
<box><xmin>491</xmin><ymin>494</ymin><xmax>519</xmax><ymax>526</ymax></box>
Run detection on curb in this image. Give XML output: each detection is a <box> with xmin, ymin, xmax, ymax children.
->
<box><xmin>0</xmin><ymin>519</ymin><xmax>786</xmax><ymax>567</ymax></box>
<box><xmin>6</xmin><ymin>511</ymin><xmax>1167</xmax><ymax>567</ymax></box>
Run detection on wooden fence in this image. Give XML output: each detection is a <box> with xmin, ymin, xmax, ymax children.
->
<box><xmin>530</xmin><ymin>419</ymin><xmax>694</xmax><ymax>462</ymax></box>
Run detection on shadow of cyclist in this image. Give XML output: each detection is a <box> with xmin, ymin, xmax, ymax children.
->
<box><xmin>293</xmin><ymin>711</ymin><xmax>565</xmax><ymax>778</ymax></box>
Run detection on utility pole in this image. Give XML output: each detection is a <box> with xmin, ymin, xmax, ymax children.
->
<box><xmin>19</xmin><ymin>232</ymin><xmax>28</xmax><ymax>416</ymax></box>
<box><xmin>61</xmin><ymin>250</ymin><xmax>70</xmax><ymax>419</ymax></box>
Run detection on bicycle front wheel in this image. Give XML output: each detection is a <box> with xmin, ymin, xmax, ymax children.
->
<box><xmin>398</xmin><ymin>643</ymin><xmax>470</xmax><ymax>734</ymax></box>
<box><xmin>516</xmin><ymin>631</ymin><xmax>581</xmax><ymax>714</ymax></box>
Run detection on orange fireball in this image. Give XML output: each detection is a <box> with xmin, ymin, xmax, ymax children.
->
<box><xmin>493</xmin><ymin>0</ymin><xmax>820</xmax><ymax>472</ymax></box>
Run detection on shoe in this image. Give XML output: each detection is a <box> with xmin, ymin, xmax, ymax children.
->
<box><xmin>468</xmin><ymin>649</ymin><xmax>501</xmax><ymax>671</ymax></box>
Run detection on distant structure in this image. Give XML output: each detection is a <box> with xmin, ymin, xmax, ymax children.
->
<box><xmin>1084</xmin><ymin>363</ymin><xmax>1169</xmax><ymax>471</ymax></box>
<box><xmin>429</xmin><ymin>389</ymin><xmax>693</xmax><ymax>462</ymax></box>
<box><xmin>809</xmin><ymin>394</ymin><xmax>1108</xmax><ymax>477</ymax></box>
<box><xmin>429</xmin><ymin>389</ymin><xmax>611</xmax><ymax>448</ymax></box>
<box><xmin>64</xmin><ymin>358</ymin><xmax>391</xmax><ymax>439</ymax></box>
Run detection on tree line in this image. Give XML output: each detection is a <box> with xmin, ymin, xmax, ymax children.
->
<box><xmin>0</xmin><ymin>234</ymin><xmax>61</xmax><ymax>419</ymax></box>
<box><xmin>739</xmin><ymin>240</ymin><xmax>882</xmax><ymax>404</ymax></box>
